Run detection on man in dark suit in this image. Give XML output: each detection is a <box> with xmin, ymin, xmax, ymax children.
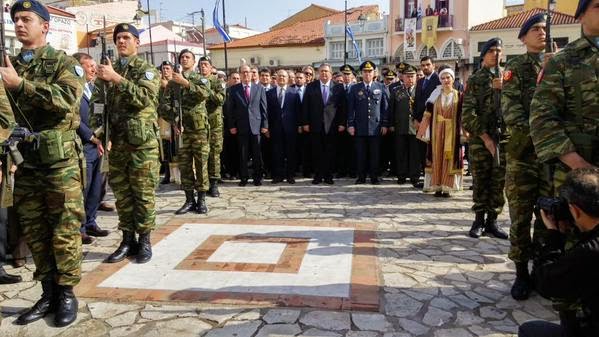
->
<box><xmin>226</xmin><ymin>64</ymin><xmax>268</xmax><ymax>186</ymax></box>
<box><xmin>347</xmin><ymin>61</ymin><xmax>389</xmax><ymax>184</ymax></box>
<box><xmin>267</xmin><ymin>69</ymin><xmax>301</xmax><ymax>184</ymax></box>
<box><xmin>302</xmin><ymin>63</ymin><xmax>346</xmax><ymax>185</ymax></box>
<box><xmin>74</xmin><ymin>52</ymin><xmax>109</xmax><ymax>244</ymax></box>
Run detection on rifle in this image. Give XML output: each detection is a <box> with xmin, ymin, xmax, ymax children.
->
<box><xmin>99</xmin><ymin>16</ymin><xmax>110</xmax><ymax>173</ymax></box>
<box><xmin>492</xmin><ymin>52</ymin><xmax>502</xmax><ymax>167</ymax></box>
<box><xmin>171</xmin><ymin>39</ymin><xmax>183</xmax><ymax>155</ymax></box>
<box><xmin>0</xmin><ymin>127</ymin><xmax>37</xmax><ymax>208</ymax></box>
<box><xmin>546</xmin><ymin>0</ymin><xmax>555</xmax><ymax>53</ymax></box>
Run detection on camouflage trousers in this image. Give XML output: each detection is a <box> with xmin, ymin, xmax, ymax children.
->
<box><xmin>179</xmin><ymin>128</ymin><xmax>210</xmax><ymax>192</ymax></box>
<box><xmin>208</xmin><ymin>112</ymin><xmax>223</xmax><ymax>180</ymax></box>
<box><xmin>469</xmin><ymin>139</ymin><xmax>506</xmax><ymax>214</ymax></box>
<box><xmin>109</xmin><ymin>143</ymin><xmax>160</xmax><ymax>234</ymax></box>
<box><xmin>505</xmin><ymin>152</ymin><xmax>550</xmax><ymax>263</ymax></box>
<box><xmin>14</xmin><ymin>163</ymin><xmax>84</xmax><ymax>286</ymax></box>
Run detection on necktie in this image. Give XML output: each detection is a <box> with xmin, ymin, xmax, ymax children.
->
<box><xmin>244</xmin><ymin>85</ymin><xmax>250</xmax><ymax>102</ymax></box>
<box><xmin>366</xmin><ymin>84</ymin><xmax>370</xmax><ymax>95</ymax></box>
<box><xmin>278</xmin><ymin>88</ymin><xmax>285</xmax><ymax>108</ymax></box>
<box><xmin>84</xmin><ymin>83</ymin><xmax>92</xmax><ymax>100</ymax></box>
<box><xmin>322</xmin><ymin>84</ymin><xmax>328</xmax><ymax>105</ymax></box>
<box><xmin>298</xmin><ymin>87</ymin><xmax>303</xmax><ymax>102</ymax></box>
<box><xmin>423</xmin><ymin>78</ymin><xmax>429</xmax><ymax>90</ymax></box>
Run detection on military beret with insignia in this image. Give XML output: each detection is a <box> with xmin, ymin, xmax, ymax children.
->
<box><xmin>385</xmin><ymin>70</ymin><xmax>397</xmax><ymax>79</ymax></box>
<box><xmin>11</xmin><ymin>0</ymin><xmax>50</xmax><ymax>22</ymax></box>
<box><xmin>575</xmin><ymin>0</ymin><xmax>591</xmax><ymax>19</ymax></box>
<box><xmin>518</xmin><ymin>13</ymin><xmax>547</xmax><ymax>39</ymax></box>
<box><xmin>160</xmin><ymin>61</ymin><xmax>174</xmax><ymax>69</ymax></box>
<box><xmin>178</xmin><ymin>49</ymin><xmax>195</xmax><ymax>63</ymax></box>
<box><xmin>480</xmin><ymin>38</ymin><xmax>502</xmax><ymax>61</ymax></box>
<box><xmin>199</xmin><ymin>55</ymin><xmax>212</xmax><ymax>64</ymax></box>
<box><xmin>402</xmin><ymin>64</ymin><xmax>417</xmax><ymax>74</ymax></box>
<box><xmin>113</xmin><ymin>23</ymin><xmax>140</xmax><ymax>44</ymax></box>
<box><xmin>360</xmin><ymin>60</ymin><xmax>376</xmax><ymax>71</ymax></box>
<box><xmin>339</xmin><ymin>64</ymin><xmax>355</xmax><ymax>74</ymax></box>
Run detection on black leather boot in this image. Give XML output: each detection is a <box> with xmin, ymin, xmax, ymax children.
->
<box><xmin>54</xmin><ymin>285</ymin><xmax>78</xmax><ymax>327</ymax></box>
<box><xmin>196</xmin><ymin>192</ymin><xmax>208</xmax><ymax>214</ymax></box>
<box><xmin>208</xmin><ymin>179</ymin><xmax>220</xmax><ymax>197</ymax></box>
<box><xmin>484</xmin><ymin>211</ymin><xmax>509</xmax><ymax>239</ymax></box>
<box><xmin>16</xmin><ymin>278</ymin><xmax>56</xmax><ymax>325</ymax></box>
<box><xmin>105</xmin><ymin>231</ymin><xmax>138</xmax><ymax>263</ymax></box>
<box><xmin>160</xmin><ymin>163</ymin><xmax>171</xmax><ymax>184</ymax></box>
<box><xmin>175</xmin><ymin>190</ymin><xmax>196</xmax><ymax>214</ymax></box>
<box><xmin>136</xmin><ymin>232</ymin><xmax>152</xmax><ymax>264</ymax></box>
<box><xmin>468</xmin><ymin>211</ymin><xmax>485</xmax><ymax>238</ymax></box>
<box><xmin>0</xmin><ymin>265</ymin><xmax>22</xmax><ymax>284</ymax></box>
<box><xmin>511</xmin><ymin>262</ymin><xmax>533</xmax><ymax>300</ymax></box>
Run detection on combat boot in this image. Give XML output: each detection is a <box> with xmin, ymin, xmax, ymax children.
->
<box><xmin>196</xmin><ymin>192</ymin><xmax>208</xmax><ymax>214</ymax></box>
<box><xmin>175</xmin><ymin>190</ymin><xmax>196</xmax><ymax>214</ymax></box>
<box><xmin>484</xmin><ymin>211</ymin><xmax>508</xmax><ymax>239</ymax></box>
<box><xmin>468</xmin><ymin>211</ymin><xmax>485</xmax><ymax>238</ymax></box>
<box><xmin>54</xmin><ymin>285</ymin><xmax>78</xmax><ymax>327</ymax></box>
<box><xmin>136</xmin><ymin>232</ymin><xmax>152</xmax><ymax>264</ymax></box>
<box><xmin>105</xmin><ymin>231</ymin><xmax>138</xmax><ymax>263</ymax></box>
<box><xmin>208</xmin><ymin>179</ymin><xmax>220</xmax><ymax>197</ymax></box>
<box><xmin>511</xmin><ymin>262</ymin><xmax>533</xmax><ymax>300</ymax></box>
<box><xmin>16</xmin><ymin>278</ymin><xmax>56</xmax><ymax>325</ymax></box>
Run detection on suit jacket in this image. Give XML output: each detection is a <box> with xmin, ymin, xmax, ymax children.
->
<box><xmin>266</xmin><ymin>86</ymin><xmax>301</xmax><ymax>137</ymax></box>
<box><xmin>76</xmin><ymin>83</ymin><xmax>98</xmax><ymax>160</ymax></box>
<box><xmin>301</xmin><ymin>80</ymin><xmax>346</xmax><ymax>135</ymax></box>
<box><xmin>226</xmin><ymin>82</ymin><xmax>268</xmax><ymax>136</ymax></box>
<box><xmin>414</xmin><ymin>72</ymin><xmax>441</xmax><ymax>121</ymax></box>
<box><xmin>347</xmin><ymin>81</ymin><xmax>389</xmax><ymax>136</ymax></box>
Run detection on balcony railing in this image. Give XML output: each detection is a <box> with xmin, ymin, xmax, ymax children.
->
<box><xmin>394</xmin><ymin>15</ymin><xmax>454</xmax><ymax>32</ymax></box>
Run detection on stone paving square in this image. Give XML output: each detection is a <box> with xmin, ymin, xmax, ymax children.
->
<box><xmin>75</xmin><ymin>219</ymin><xmax>380</xmax><ymax>311</ymax></box>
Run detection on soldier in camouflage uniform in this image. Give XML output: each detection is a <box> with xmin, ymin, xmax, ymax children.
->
<box><xmin>502</xmin><ymin>13</ymin><xmax>550</xmax><ymax>301</ymax></box>
<box><xmin>0</xmin><ymin>0</ymin><xmax>85</xmax><ymax>327</ymax></box>
<box><xmin>97</xmin><ymin>23</ymin><xmax>160</xmax><ymax>264</ymax></box>
<box><xmin>161</xmin><ymin>49</ymin><xmax>211</xmax><ymax>214</ymax></box>
<box><xmin>198</xmin><ymin>56</ymin><xmax>225</xmax><ymax>197</ymax></box>
<box><xmin>462</xmin><ymin>38</ymin><xmax>509</xmax><ymax>240</ymax></box>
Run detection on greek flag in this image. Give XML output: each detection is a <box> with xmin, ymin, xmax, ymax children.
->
<box><xmin>346</xmin><ymin>25</ymin><xmax>361</xmax><ymax>63</ymax></box>
<box><xmin>213</xmin><ymin>0</ymin><xmax>231</xmax><ymax>43</ymax></box>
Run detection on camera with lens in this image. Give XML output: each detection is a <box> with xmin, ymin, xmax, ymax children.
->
<box><xmin>534</xmin><ymin>196</ymin><xmax>574</xmax><ymax>223</ymax></box>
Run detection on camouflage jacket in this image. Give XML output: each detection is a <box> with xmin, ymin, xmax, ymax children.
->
<box><xmin>462</xmin><ymin>66</ymin><xmax>505</xmax><ymax>140</ymax></box>
<box><xmin>160</xmin><ymin>70</ymin><xmax>211</xmax><ymax>131</ymax></box>
<box><xmin>529</xmin><ymin>36</ymin><xmax>599</xmax><ymax>164</ymax></box>
<box><xmin>106</xmin><ymin>55</ymin><xmax>160</xmax><ymax>149</ymax></box>
<box><xmin>10</xmin><ymin>44</ymin><xmax>85</xmax><ymax>167</ymax></box>
<box><xmin>203</xmin><ymin>74</ymin><xmax>226</xmax><ymax>116</ymax></box>
<box><xmin>0</xmin><ymin>81</ymin><xmax>16</xmax><ymax>142</ymax></box>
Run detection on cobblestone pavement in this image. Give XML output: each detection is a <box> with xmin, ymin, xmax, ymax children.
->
<box><xmin>0</xmin><ymin>176</ymin><xmax>557</xmax><ymax>337</ymax></box>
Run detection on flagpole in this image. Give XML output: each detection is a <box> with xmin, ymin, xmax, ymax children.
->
<box><xmin>343</xmin><ymin>0</ymin><xmax>347</xmax><ymax>65</ymax></box>
<box><xmin>222</xmin><ymin>0</ymin><xmax>229</xmax><ymax>72</ymax></box>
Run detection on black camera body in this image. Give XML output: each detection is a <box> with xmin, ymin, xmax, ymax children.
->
<box><xmin>535</xmin><ymin>197</ymin><xmax>574</xmax><ymax>223</ymax></box>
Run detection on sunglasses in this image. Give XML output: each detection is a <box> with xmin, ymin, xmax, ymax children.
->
<box><xmin>304</xmin><ymin>72</ymin><xmax>313</xmax><ymax>76</ymax></box>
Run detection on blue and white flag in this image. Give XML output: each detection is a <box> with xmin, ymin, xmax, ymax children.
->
<box><xmin>346</xmin><ymin>25</ymin><xmax>361</xmax><ymax>63</ymax></box>
<box><xmin>213</xmin><ymin>0</ymin><xmax>232</xmax><ymax>43</ymax></box>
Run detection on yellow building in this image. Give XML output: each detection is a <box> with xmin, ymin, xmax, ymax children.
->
<box><xmin>524</xmin><ymin>0</ymin><xmax>578</xmax><ymax>16</ymax></box>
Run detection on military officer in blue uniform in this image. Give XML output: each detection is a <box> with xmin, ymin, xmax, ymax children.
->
<box><xmin>347</xmin><ymin>61</ymin><xmax>389</xmax><ymax>184</ymax></box>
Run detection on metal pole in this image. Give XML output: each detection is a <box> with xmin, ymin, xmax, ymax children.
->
<box><xmin>201</xmin><ymin>9</ymin><xmax>206</xmax><ymax>56</ymax></box>
<box><xmin>344</xmin><ymin>0</ymin><xmax>347</xmax><ymax>65</ymax></box>
<box><xmin>223</xmin><ymin>0</ymin><xmax>228</xmax><ymax>72</ymax></box>
<box><xmin>146</xmin><ymin>0</ymin><xmax>155</xmax><ymax>64</ymax></box>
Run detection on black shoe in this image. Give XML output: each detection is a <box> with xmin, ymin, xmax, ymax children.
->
<box><xmin>287</xmin><ymin>177</ymin><xmax>296</xmax><ymax>184</ymax></box>
<box><xmin>136</xmin><ymin>232</ymin><xmax>152</xmax><ymax>264</ymax></box>
<box><xmin>511</xmin><ymin>262</ymin><xmax>533</xmax><ymax>301</ymax></box>
<box><xmin>324</xmin><ymin>178</ymin><xmax>334</xmax><ymax>185</ymax></box>
<box><xmin>0</xmin><ymin>266</ymin><xmax>22</xmax><ymax>284</ymax></box>
<box><xmin>81</xmin><ymin>232</ymin><xmax>94</xmax><ymax>245</ymax></box>
<box><xmin>98</xmin><ymin>202</ymin><xmax>115</xmax><ymax>212</ymax></box>
<box><xmin>434</xmin><ymin>191</ymin><xmax>443</xmax><ymax>197</ymax></box>
<box><xmin>238</xmin><ymin>179</ymin><xmax>248</xmax><ymax>187</ymax></box>
<box><xmin>54</xmin><ymin>285</ymin><xmax>78</xmax><ymax>327</ymax></box>
<box><xmin>271</xmin><ymin>177</ymin><xmax>283</xmax><ymax>184</ymax></box>
<box><xmin>441</xmin><ymin>192</ymin><xmax>451</xmax><ymax>198</ymax></box>
<box><xmin>16</xmin><ymin>278</ymin><xmax>55</xmax><ymax>325</ymax></box>
<box><xmin>208</xmin><ymin>179</ymin><xmax>220</xmax><ymax>197</ymax></box>
<box><xmin>484</xmin><ymin>212</ymin><xmax>509</xmax><ymax>240</ymax></box>
<box><xmin>355</xmin><ymin>177</ymin><xmax>366</xmax><ymax>184</ymax></box>
<box><xmin>87</xmin><ymin>226</ymin><xmax>109</xmax><ymax>237</ymax></box>
<box><xmin>468</xmin><ymin>212</ymin><xmax>485</xmax><ymax>238</ymax></box>
<box><xmin>105</xmin><ymin>231</ymin><xmax>138</xmax><ymax>263</ymax></box>
<box><xmin>196</xmin><ymin>192</ymin><xmax>208</xmax><ymax>214</ymax></box>
<box><xmin>175</xmin><ymin>190</ymin><xmax>196</xmax><ymax>215</ymax></box>
<box><xmin>397</xmin><ymin>178</ymin><xmax>406</xmax><ymax>184</ymax></box>
<box><xmin>412</xmin><ymin>181</ymin><xmax>424</xmax><ymax>188</ymax></box>
<box><xmin>312</xmin><ymin>178</ymin><xmax>322</xmax><ymax>185</ymax></box>
<box><xmin>253</xmin><ymin>179</ymin><xmax>263</xmax><ymax>186</ymax></box>
<box><xmin>370</xmin><ymin>177</ymin><xmax>380</xmax><ymax>185</ymax></box>
<box><xmin>336</xmin><ymin>173</ymin><xmax>347</xmax><ymax>178</ymax></box>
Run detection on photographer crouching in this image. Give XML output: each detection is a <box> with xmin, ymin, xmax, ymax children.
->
<box><xmin>519</xmin><ymin>168</ymin><xmax>599</xmax><ymax>337</ymax></box>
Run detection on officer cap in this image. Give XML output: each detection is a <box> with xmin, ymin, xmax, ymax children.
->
<box><xmin>199</xmin><ymin>55</ymin><xmax>212</xmax><ymax>64</ymax></box>
<box><xmin>575</xmin><ymin>0</ymin><xmax>591</xmax><ymax>19</ymax></box>
<box><xmin>385</xmin><ymin>70</ymin><xmax>397</xmax><ymax>79</ymax></box>
<box><xmin>113</xmin><ymin>23</ymin><xmax>139</xmax><ymax>44</ymax></box>
<box><xmin>10</xmin><ymin>0</ymin><xmax>50</xmax><ymax>22</ymax></box>
<box><xmin>480</xmin><ymin>38</ymin><xmax>502</xmax><ymax>61</ymax></box>
<box><xmin>360</xmin><ymin>60</ymin><xmax>376</xmax><ymax>71</ymax></box>
<box><xmin>339</xmin><ymin>64</ymin><xmax>355</xmax><ymax>74</ymax></box>
<box><xmin>518</xmin><ymin>13</ymin><xmax>547</xmax><ymax>39</ymax></box>
<box><xmin>178</xmin><ymin>49</ymin><xmax>195</xmax><ymax>63</ymax></box>
<box><xmin>396</xmin><ymin>62</ymin><xmax>407</xmax><ymax>73</ymax></box>
<box><xmin>402</xmin><ymin>64</ymin><xmax>417</xmax><ymax>74</ymax></box>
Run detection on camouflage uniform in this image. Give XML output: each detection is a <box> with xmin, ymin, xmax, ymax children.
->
<box><xmin>462</xmin><ymin>66</ymin><xmax>507</xmax><ymax>216</ymax></box>
<box><xmin>0</xmin><ymin>81</ymin><xmax>17</xmax><ymax>208</ymax></box>
<box><xmin>10</xmin><ymin>45</ymin><xmax>85</xmax><ymax>286</ymax></box>
<box><xmin>204</xmin><ymin>74</ymin><xmax>226</xmax><ymax>181</ymax></box>
<box><xmin>502</xmin><ymin>52</ymin><xmax>549</xmax><ymax>264</ymax></box>
<box><xmin>106</xmin><ymin>55</ymin><xmax>160</xmax><ymax>234</ymax></box>
<box><xmin>530</xmin><ymin>36</ymin><xmax>599</xmax><ymax>189</ymax></box>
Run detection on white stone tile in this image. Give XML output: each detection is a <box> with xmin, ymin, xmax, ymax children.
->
<box><xmin>207</xmin><ymin>241</ymin><xmax>287</xmax><ymax>264</ymax></box>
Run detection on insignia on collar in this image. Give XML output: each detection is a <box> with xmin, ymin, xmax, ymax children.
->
<box><xmin>145</xmin><ymin>71</ymin><xmax>155</xmax><ymax>80</ymax></box>
<box><xmin>201</xmin><ymin>78</ymin><xmax>208</xmax><ymax>84</ymax></box>
<box><xmin>74</xmin><ymin>65</ymin><xmax>84</xmax><ymax>78</ymax></box>
<box><xmin>119</xmin><ymin>58</ymin><xmax>128</xmax><ymax>66</ymax></box>
<box><xmin>503</xmin><ymin>70</ymin><xmax>513</xmax><ymax>82</ymax></box>
<box><xmin>21</xmin><ymin>50</ymin><xmax>34</xmax><ymax>63</ymax></box>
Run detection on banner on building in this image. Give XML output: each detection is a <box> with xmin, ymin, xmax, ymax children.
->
<box><xmin>404</xmin><ymin>17</ymin><xmax>417</xmax><ymax>53</ymax></box>
<box><xmin>421</xmin><ymin>15</ymin><xmax>438</xmax><ymax>49</ymax></box>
